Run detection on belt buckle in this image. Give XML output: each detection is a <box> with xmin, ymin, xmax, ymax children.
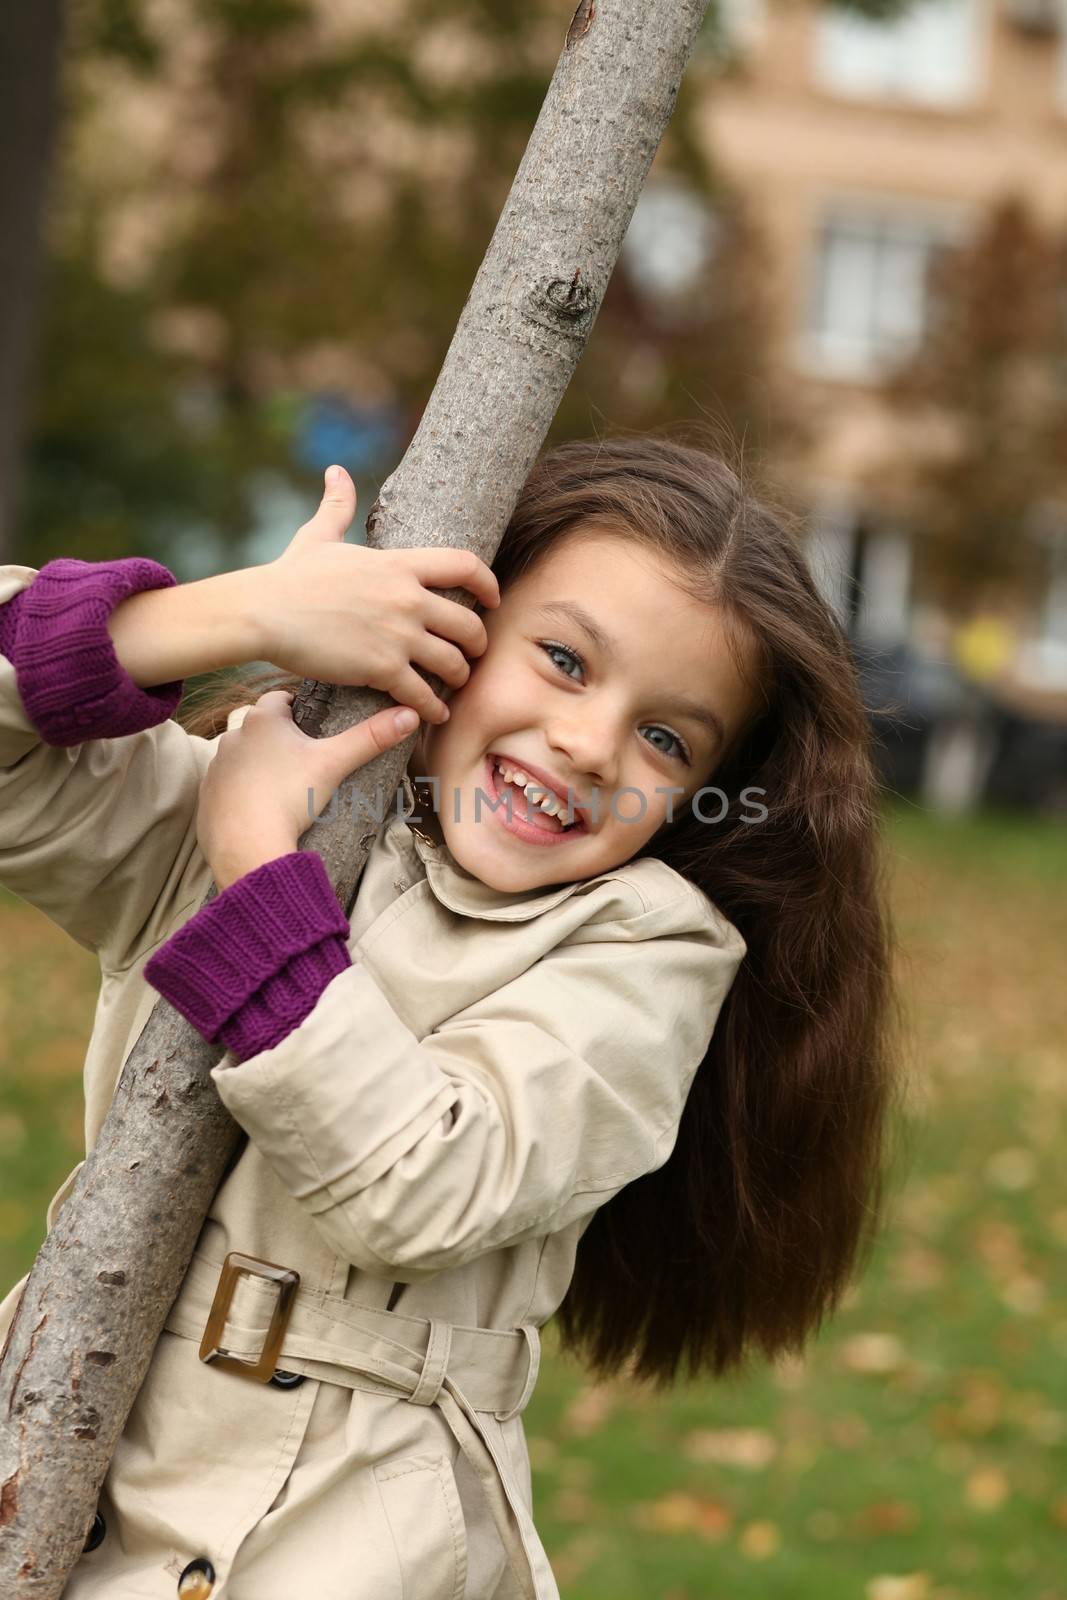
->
<box><xmin>199</xmin><ymin>1251</ymin><xmax>300</xmax><ymax>1383</ymax></box>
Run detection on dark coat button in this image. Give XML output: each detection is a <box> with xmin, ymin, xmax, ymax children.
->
<box><xmin>83</xmin><ymin>1511</ymin><xmax>106</xmax><ymax>1552</ymax></box>
<box><xmin>178</xmin><ymin>1556</ymin><xmax>216</xmax><ymax>1596</ymax></box>
<box><xmin>268</xmin><ymin>1367</ymin><xmax>306</xmax><ymax>1388</ymax></box>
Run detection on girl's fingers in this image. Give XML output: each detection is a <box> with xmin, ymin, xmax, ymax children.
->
<box><xmin>324</xmin><ymin>706</ymin><xmax>420</xmax><ymax>780</ymax></box>
<box><xmin>286</xmin><ymin>467</ymin><xmax>357</xmax><ymax>551</ymax></box>
<box><xmin>420</xmin><ymin>592</ymin><xmax>489</xmax><ymax>656</ymax></box>
<box><xmin>406</xmin><ymin>547</ymin><xmax>500</xmax><ymax>610</ymax></box>
<box><xmin>389</xmin><ymin>666</ymin><xmax>450</xmax><ymax>724</ymax></box>
<box><xmin>411</xmin><ymin>632</ymin><xmax>472</xmax><ymax>689</ymax></box>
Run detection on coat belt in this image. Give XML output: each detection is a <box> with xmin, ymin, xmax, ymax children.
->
<box><xmin>162</xmin><ymin>1250</ymin><xmax>553</xmax><ymax>1600</ymax></box>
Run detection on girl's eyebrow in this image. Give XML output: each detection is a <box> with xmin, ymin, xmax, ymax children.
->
<box><xmin>534</xmin><ymin>600</ymin><xmax>725</xmax><ymax>750</ymax></box>
<box><xmin>536</xmin><ymin>600</ymin><xmax>615</xmax><ymax>656</ymax></box>
<box><xmin>662</xmin><ymin>692</ymin><xmax>725</xmax><ymax>751</ymax></box>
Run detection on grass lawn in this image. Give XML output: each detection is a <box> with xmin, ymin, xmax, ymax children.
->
<box><xmin>2</xmin><ymin>799</ymin><xmax>1065</xmax><ymax>1599</ymax></box>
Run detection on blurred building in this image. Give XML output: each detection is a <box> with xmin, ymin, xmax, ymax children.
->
<box><xmin>660</xmin><ymin>0</ymin><xmax>1067</xmax><ymax>699</ymax></box>
<box><xmin>56</xmin><ymin>0</ymin><xmax>1067</xmax><ymax>715</ymax></box>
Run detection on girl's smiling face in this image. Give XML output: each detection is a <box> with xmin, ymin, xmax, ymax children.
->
<box><xmin>410</xmin><ymin>527</ymin><xmax>764</xmax><ymax>893</ymax></box>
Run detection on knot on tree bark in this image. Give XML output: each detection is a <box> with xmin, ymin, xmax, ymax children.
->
<box><xmin>522</xmin><ymin>273</ymin><xmax>596</xmax><ymax>339</ymax></box>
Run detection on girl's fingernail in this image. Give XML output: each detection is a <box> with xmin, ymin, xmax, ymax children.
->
<box><xmin>394</xmin><ymin>709</ymin><xmax>419</xmax><ymax>733</ymax></box>
<box><xmin>325</xmin><ymin>465</ymin><xmax>341</xmax><ymax>487</ymax></box>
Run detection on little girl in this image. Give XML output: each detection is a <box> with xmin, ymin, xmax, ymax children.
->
<box><xmin>0</xmin><ymin>434</ymin><xmax>898</xmax><ymax>1600</ymax></box>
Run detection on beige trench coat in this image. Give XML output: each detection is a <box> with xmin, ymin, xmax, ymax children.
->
<box><xmin>0</xmin><ymin>563</ymin><xmax>746</xmax><ymax>1600</ymax></box>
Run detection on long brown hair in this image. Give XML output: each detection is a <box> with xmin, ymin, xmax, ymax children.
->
<box><xmin>178</xmin><ymin>431</ymin><xmax>903</xmax><ymax>1391</ymax></box>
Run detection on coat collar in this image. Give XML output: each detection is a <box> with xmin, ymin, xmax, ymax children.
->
<box><xmin>394</xmin><ymin>774</ymin><xmax>585</xmax><ymax>922</ymax></box>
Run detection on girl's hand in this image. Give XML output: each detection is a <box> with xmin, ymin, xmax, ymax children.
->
<box><xmin>253</xmin><ymin>465</ymin><xmax>500</xmax><ymax>725</ymax></box>
<box><xmin>197</xmin><ymin>689</ymin><xmax>420</xmax><ymax>891</ymax></box>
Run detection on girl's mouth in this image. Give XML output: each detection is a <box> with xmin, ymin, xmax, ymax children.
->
<box><xmin>483</xmin><ymin>757</ymin><xmax>588</xmax><ymax>846</ymax></box>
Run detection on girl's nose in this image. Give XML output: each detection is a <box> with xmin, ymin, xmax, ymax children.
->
<box><xmin>546</xmin><ymin>716</ymin><xmax>619</xmax><ymax>791</ymax></box>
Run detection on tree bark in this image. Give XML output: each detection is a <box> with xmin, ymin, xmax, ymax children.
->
<box><xmin>0</xmin><ymin>0</ymin><xmax>66</xmax><ymax>564</ymax></box>
<box><xmin>0</xmin><ymin>2</ymin><xmax>711</xmax><ymax>1592</ymax></box>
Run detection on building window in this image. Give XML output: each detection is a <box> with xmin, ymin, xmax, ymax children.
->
<box><xmin>805</xmin><ymin>496</ymin><xmax>913</xmax><ymax>644</ymax></box>
<box><xmin>813</xmin><ymin>0</ymin><xmax>985</xmax><ymax>108</ymax></box>
<box><xmin>705</xmin><ymin>0</ymin><xmax>768</xmax><ymax>63</ymax></box>
<box><xmin>623</xmin><ymin>182</ymin><xmax>719</xmax><ymax>300</ymax></box>
<box><xmin>800</xmin><ymin>207</ymin><xmax>961</xmax><ymax>381</ymax></box>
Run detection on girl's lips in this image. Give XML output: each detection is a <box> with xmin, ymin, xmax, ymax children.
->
<box><xmin>482</xmin><ymin>757</ymin><xmax>587</xmax><ymax>847</ymax></box>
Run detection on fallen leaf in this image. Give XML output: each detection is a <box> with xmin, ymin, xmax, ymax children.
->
<box><xmin>865</xmin><ymin>1575</ymin><xmax>930</xmax><ymax>1600</ymax></box>
<box><xmin>984</xmin><ymin>1147</ymin><xmax>1036</xmax><ymax>1191</ymax></box>
<box><xmin>561</xmin><ymin>1383</ymin><xmax>616</xmax><ymax>1436</ymax></box>
<box><xmin>957</xmin><ymin>1371</ymin><xmax>1005</xmax><ymax>1434</ymax></box>
<box><xmin>739</xmin><ymin>1520</ymin><xmax>780</xmax><ymax>1558</ymax></box>
<box><xmin>965</xmin><ymin>1466</ymin><xmax>1009</xmax><ymax>1511</ymax></box>
<box><xmin>999</xmin><ymin>1275</ymin><xmax>1046</xmax><ymax>1315</ymax></box>
<box><xmin>895</xmin><ymin>1177</ymin><xmax>961</xmax><ymax>1238</ymax></box>
<box><xmin>525</xmin><ymin>1436</ymin><xmax>557</xmax><ymax>1469</ymax></box>
<box><xmin>829</xmin><ymin>1413</ymin><xmax>870</xmax><ymax>1449</ymax></box>
<box><xmin>693</xmin><ymin>1500</ymin><xmax>732</xmax><ymax>1540</ymax></box>
<box><xmin>683</xmin><ymin>1428</ymin><xmax>777</xmax><ymax>1469</ymax></box>
<box><xmin>1023</xmin><ymin>1407</ymin><xmax>1064</xmax><ymax>1445</ymax></box>
<box><xmin>550</xmin><ymin>1488</ymin><xmax>594</xmax><ymax>1523</ymax></box>
<box><xmin>856</xmin><ymin>1501</ymin><xmax>919</xmax><ymax>1535</ymax></box>
<box><xmin>973</xmin><ymin>1219</ymin><xmax>1023</xmax><ymax>1276</ymax></box>
<box><xmin>840</xmin><ymin>1333</ymin><xmax>906</xmax><ymax>1374</ymax></box>
<box><xmin>634</xmin><ymin>1492</ymin><xmax>732</xmax><ymax>1541</ymax></box>
<box><xmin>892</xmin><ymin>1245</ymin><xmax>945</xmax><ymax>1291</ymax></box>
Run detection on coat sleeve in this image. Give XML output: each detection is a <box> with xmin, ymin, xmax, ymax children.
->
<box><xmin>205</xmin><ymin>892</ymin><xmax>747</xmax><ymax>1278</ymax></box>
<box><xmin>0</xmin><ymin>561</ymin><xmax>216</xmax><ymax>971</ymax></box>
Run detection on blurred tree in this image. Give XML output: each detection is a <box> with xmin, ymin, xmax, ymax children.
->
<box><xmin>11</xmin><ymin>0</ymin><xmax>239</xmax><ymax>571</ymax></box>
<box><xmin>878</xmin><ymin>195</ymin><xmax>1067</xmax><ymax>615</ymax></box>
<box><xmin>17</xmin><ymin>0</ymin><xmax>813</xmax><ymax>570</ymax></box>
<box><xmin>23</xmin><ymin>238</ymin><xmax>241</xmax><ymax>567</ymax></box>
<box><xmin>0</xmin><ymin>0</ymin><xmax>67</xmax><ymax>563</ymax></box>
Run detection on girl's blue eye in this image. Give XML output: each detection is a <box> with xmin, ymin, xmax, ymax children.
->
<box><xmin>643</xmin><ymin>726</ymin><xmax>690</xmax><ymax>763</ymax></box>
<box><xmin>537</xmin><ymin>641</ymin><xmax>692</xmax><ymax>764</ymax></box>
<box><xmin>540</xmin><ymin>640</ymin><xmax>584</xmax><ymax>680</ymax></box>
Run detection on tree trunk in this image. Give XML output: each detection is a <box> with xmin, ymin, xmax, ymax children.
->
<box><xmin>0</xmin><ymin>0</ymin><xmax>66</xmax><ymax>564</ymax></box>
<box><xmin>0</xmin><ymin>3</ymin><xmax>711</xmax><ymax>1592</ymax></box>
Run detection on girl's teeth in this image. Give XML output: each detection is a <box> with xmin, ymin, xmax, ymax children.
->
<box><xmin>495</xmin><ymin>760</ymin><xmax>575</xmax><ymax>826</ymax></box>
<box><xmin>500</xmin><ymin>765</ymin><xmax>557</xmax><ymax>813</ymax></box>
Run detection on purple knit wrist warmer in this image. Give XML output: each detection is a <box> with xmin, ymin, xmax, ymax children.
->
<box><xmin>0</xmin><ymin>590</ymin><xmax>22</xmax><ymax>664</ymax></box>
<box><xmin>0</xmin><ymin>556</ymin><xmax>184</xmax><ymax>745</ymax></box>
<box><xmin>144</xmin><ymin>851</ymin><xmax>353</xmax><ymax>1062</ymax></box>
<box><xmin>3</xmin><ymin>562</ymin><xmax>353</xmax><ymax>1060</ymax></box>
